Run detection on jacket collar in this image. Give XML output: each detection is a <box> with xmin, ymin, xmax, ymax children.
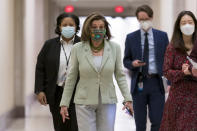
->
<box><xmin>54</xmin><ymin>36</ymin><xmax>80</xmax><ymax>73</ymax></box>
<box><xmin>59</xmin><ymin>35</ymin><xmax>81</xmax><ymax>45</ymax></box>
<box><xmin>84</xmin><ymin>39</ymin><xmax>110</xmax><ymax>73</ymax></box>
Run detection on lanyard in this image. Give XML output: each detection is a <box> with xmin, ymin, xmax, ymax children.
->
<box><xmin>61</xmin><ymin>43</ymin><xmax>71</xmax><ymax>70</ymax></box>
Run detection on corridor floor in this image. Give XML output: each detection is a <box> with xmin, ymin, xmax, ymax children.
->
<box><xmin>3</xmin><ymin>71</ymin><xmax>156</xmax><ymax>131</ymax></box>
<box><xmin>5</xmin><ymin>100</ymin><xmax>136</xmax><ymax>131</ymax></box>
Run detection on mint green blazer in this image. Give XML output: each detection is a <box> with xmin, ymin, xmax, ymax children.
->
<box><xmin>60</xmin><ymin>40</ymin><xmax>132</xmax><ymax>107</ymax></box>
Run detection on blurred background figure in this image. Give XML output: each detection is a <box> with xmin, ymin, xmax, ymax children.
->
<box><xmin>0</xmin><ymin>0</ymin><xmax>197</xmax><ymax>131</ymax></box>
<box><xmin>160</xmin><ymin>11</ymin><xmax>197</xmax><ymax>130</ymax></box>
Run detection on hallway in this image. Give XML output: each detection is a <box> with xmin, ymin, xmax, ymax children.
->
<box><xmin>5</xmin><ymin>102</ymin><xmax>136</xmax><ymax>131</ymax></box>
<box><xmin>5</xmin><ymin>84</ymin><xmax>136</xmax><ymax>131</ymax></box>
<box><xmin>1</xmin><ymin>0</ymin><xmax>197</xmax><ymax>131</ymax></box>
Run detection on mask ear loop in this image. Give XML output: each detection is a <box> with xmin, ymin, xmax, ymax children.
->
<box><xmin>103</xmin><ymin>29</ymin><xmax>107</xmax><ymax>39</ymax></box>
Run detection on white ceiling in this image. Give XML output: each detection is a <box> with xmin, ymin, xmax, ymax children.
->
<box><xmin>51</xmin><ymin>0</ymin><xmax>149</xmax><ymax>16</ymax></box>
<box><xmin>53</xmin><ymin>0</ymin><xmax>148</xmax><ymax>8</ymax></box>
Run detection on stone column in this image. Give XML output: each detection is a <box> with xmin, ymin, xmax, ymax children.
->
<box><xmin>185</xmin><ymin>0</ymin><xmax>197</xmax><ymax>17</ymax></box>
<box><xmin>160</xmin><ymin>0</ymin><xmax>174</xmax><ymax>40</ymax></box>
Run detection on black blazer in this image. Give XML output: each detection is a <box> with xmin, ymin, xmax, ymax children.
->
<box><xmin>34</xmin><ymin>36</ymin><xmax>80</xmax><ymax>104</ymax></box>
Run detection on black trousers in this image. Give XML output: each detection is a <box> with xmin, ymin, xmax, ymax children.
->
<box><xmin>49</xmin><ymin>85</ymin><xmax>78</xmax><ymax>131</ymax></box>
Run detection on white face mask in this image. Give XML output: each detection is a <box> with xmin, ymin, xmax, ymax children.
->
<box><xmin>140</xmin><ymin>20</ymin><xmax>153</xmax><ymax>31</ymax></box>
<box><xmin>180</xmin><ymin>24</ymin><xmax>195</xmax><ymax>36</ymax></box>
<box><xmin>61</xmin><ymin>26</ymin><xmax>76</xmax><ymax>38</ymax></box>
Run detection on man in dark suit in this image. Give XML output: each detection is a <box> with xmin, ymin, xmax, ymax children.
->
<box><xmin>34</xmin><ymin>13</ymin><xmax>80</xmax><ymax>131</ymax></box>
<box><xmin>123</xmin><ymin>5</ymin><xmax>169</xmax><ymax>131</ymax></box>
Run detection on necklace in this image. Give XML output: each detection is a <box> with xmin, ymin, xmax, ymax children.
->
<box><xmin>90</xmin><ymin>41</ymin><xmax>104</xmax><ymax>53</ymax></box>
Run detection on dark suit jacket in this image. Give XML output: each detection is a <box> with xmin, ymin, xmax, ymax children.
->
<box><xmin>123</xmin><ymin>29</ymin><xmax>169</xmax><ymax>94</ymax></box>
<box><xmin>34</xmin><ymin>36</ymin><xmax>80</xmax><ymax>105</ymax></box>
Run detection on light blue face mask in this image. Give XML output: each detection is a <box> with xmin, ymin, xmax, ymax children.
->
<box><xmin>61</xmin><ymin>26</ymin><xmax>76</xmax><ymax>38</ymax></box>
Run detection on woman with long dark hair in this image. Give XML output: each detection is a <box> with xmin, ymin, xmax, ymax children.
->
<box><xmin>160</xmin><ymin>11</ymin><xmax>197</xmax><ymax>130</ymax></box>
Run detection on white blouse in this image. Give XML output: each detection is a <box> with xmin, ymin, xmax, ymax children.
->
<box><xmin>93</xmin><ymin>55</ymin><xmax>103</xmax><ymax>72</ymax></box>
<box><xmin>56</xmin><ymin>36</ymin><xmax>74</xmax><ymax>86</ymax></box>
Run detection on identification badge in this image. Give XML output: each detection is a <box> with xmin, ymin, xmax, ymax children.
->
<box><xmin>138</xmin><ymin>75</ymin><xmax>143</xmax><ymax>91</ymax></box>
<box><xmin>138</xmin><ymin>82</ymin><xmax>143</xmax><ymax>91</ymax></box>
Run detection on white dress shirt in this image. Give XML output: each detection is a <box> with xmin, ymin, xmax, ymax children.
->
<box><xmin>140</xmin><ymin>28</ymin><xmax>157</xmax><ymax>74</ymax></box>
<box><xmin>56</xmin><ymin>36</ymin><xmax>74</xmax><ymax>86</ymax></box>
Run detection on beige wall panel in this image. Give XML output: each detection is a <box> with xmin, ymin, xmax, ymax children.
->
<box><xmin>150</xmin><ymin>0</ymin><xmax>161</xmax><ymax>30</ymax></box>
<box><xmin>160</xmin><ymin>0</ymin><xmax>174</xmax><ymax>40</ymax></box>
<box><xmin>24</xmin><ymin>0</ymin><xmax>49</xmax><ymax>111</ymax></box>
<box><xmin>0</xmin><ymin>0</ymin><xmax>15</xmax><ymax>115</ymax></box>
<box><xmin>185</xmin><ymin>0</ymin><xmax>197</xmax><ymax>17</ymax></box>
<box><xmin>24</xmin><ymin>0</ymin><xmax>36</xmax><ymax>99</ymax></box>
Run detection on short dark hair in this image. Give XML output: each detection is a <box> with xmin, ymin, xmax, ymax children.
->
<box><xmin>171</xmin><ymin>11</ymin><xmax>197</xmax><ymax>54</ymax></box>
<box><xmin>81</xmin><ymin>12</ymin><xmax>111</xmax><ymax>42</ymax></box>
<box><xmin>55</xmin><ymin>13</ymin><xmax>80</xmax><ymax>36</ymax></box>
<box><xmin>135</xmin><ymin>5</ymin><xmax>153</xmax><ymax>18</ymax></box>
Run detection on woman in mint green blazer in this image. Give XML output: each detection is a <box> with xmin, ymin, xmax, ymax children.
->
<box><xmin>60</xmin><ymin>12</ymin><xmax>133</xmax><ymax>131</ymax></box>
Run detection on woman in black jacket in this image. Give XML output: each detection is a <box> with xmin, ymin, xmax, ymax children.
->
<box><xmin>34</xmin><ymin>13</ymin><xmax>80</xmax><ymax>131</ymax></box>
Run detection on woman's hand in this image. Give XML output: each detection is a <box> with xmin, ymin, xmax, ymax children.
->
<box><xmin>122</xmin><ymin>101</ymin><xmax>134</xmax><ymax>116</ymax></box>
<box><xmin>182</xmin><ymin>63</ymin><xmax>189</xmax><ymax>71</ymax></box>
<box><xmin>182</xmin><ymin>63</ymin><xmax>191</xmax><ymax>75</ymax></box>
<box><xmin>167</xmin><ymin>86</ymin><xmax>171</xmax><ymax>92</ymax></box>
<box><xmin>192</xmin><ymin>67</ymin><xmax>197</xmax><ymax>77</ymax></box>
<box><xmin>37</xmin><ymin>92</ymin><xmax>47</xmax><ymax>106</ymax></box>
<box><xmin>60</xmin><ymin>106</ymin><xmax>70</xmax><ymax>123</ymax></box>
